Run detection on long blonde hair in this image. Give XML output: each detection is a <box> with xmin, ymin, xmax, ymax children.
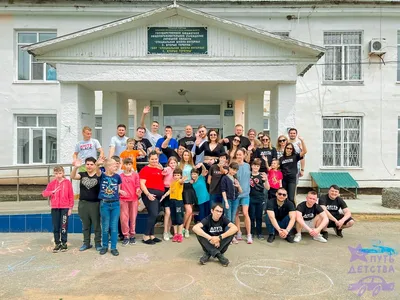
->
<box><xmin>276</xmin><ymin>135</ymin><xmax>288</xmax><ymax>150</ymax></box>
<box><xmin>180</xmin><ymin>150</ymin><xmax>194</xmax><ymax>170</ymax></box>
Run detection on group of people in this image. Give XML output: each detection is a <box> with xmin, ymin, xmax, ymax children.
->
<box><xmin>42</xmin><ymin>106</ymin><xmax>355</xmax><ymax>266</ymax></box>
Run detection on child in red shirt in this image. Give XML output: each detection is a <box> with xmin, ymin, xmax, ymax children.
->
<box><xmin>120</xmin><ymin>158</ymin><xmax>141</xmax><ymax>245</ymax></box>
<box><xmin>42</xmin><ymin>166</ymin><xmax>74</xmax><ymax>253</ymax></box>
<box><xmin>267</xmin><ymin>159</ymin><xmax>283</xmax><ymax>202</ymax></box>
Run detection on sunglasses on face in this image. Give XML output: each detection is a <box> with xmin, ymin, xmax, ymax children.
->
<box><xmin>277</xmin><ymin>193</ymin><xmax>287</xmax><ymax>196</ymax></box>
<box><xmin>233</xmin><ymin>139</ymin><xmax>240</xmax><ymax>142</ymax></box>
<box><xmin>262</xmin><ymin>138</ymin><xmax>269</xmax><ymax>141</ymax></box>
<box><xmin>210</xmin><ymin>134</ymin><xmax>217</xmax><ymax>136</ymax></box>
<box><xmin>279</xmin><ymin>139</ymin><xmax>286</xmax><ymax>143</ymax></box>
<box><xmin>286</xmin><ymin>148</ymin><xmax>293</xmax><ymax>150</ymax></box>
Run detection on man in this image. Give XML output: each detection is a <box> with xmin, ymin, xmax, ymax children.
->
<box><xmin>179</xmin><ymin>125</ymin><xmax>196</xmax><ymax>150</ymax></box>
<box><xmin>140</xmin><ymin>106</ymin><xmax>162</xmax><ymax>148</ymax></box>
<box><xmin>319</xmin><ymin>185</ymin><xmax>355</xmax><ymax>239</ymax></box>
<box><xmin>295</xmin><ymin>191</ymin><xmax>329</xmax><ymax>243</ymax></box>
<box><xmin>192</xmin><ymin>203</ymin><xmax>238</xmax><ymax>267</ymax></box>
<box><xmin>161</xmin><ymin>132</ymin><xmax>185</xmax><ymax>161</ymax></box>
<box><xmin>70</xmin><ymin>157</ymin><xmax>102</xmax><ymax>251</ymax></box>
<box><xmin>108</xmin><ymin>124</ymin><xmax>128</xmax><ymax>158</ymax></box>
<box><xmin>221</xmin><ymin>124</ymin><xmax>251</xmax><ymax>151</ymax></box>
<box><xmin>288</xmin><ymin>128</ymin><xmax>305</xmax><ymax>178</ymax></box>
<box><xmin>155</xmin><ymin>126</ymin><xmax>178</xmax><ymax>166</ymax></box>
<box><xmin>191</xmin><ymin>125</ymin><xmax>207</xmax><ymax>164</ymax></box>
<box><xmin>73</xmin><ymin>126</ymin><xmax>104</xmax><ymax>168</ymax></box>
<box><xmin>265</xmin><ymin>188</ymin><xmax>296</xmax><ymax>243</ymax></box>
<box><xmin>134</xmin><ymin>126</ymin><xmax>153</xmax><ymax>172</ymax></box>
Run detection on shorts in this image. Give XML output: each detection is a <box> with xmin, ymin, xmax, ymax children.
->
<box><xmin>328</xmin><ymin>214</ymin><xmax>354</xmax><ymax>228</ymax></box>
<box><xmin>182</xmin><ymin>183</ymin><xmax>197</xmax><ymax>205</ymax></box>
<box><xmin>238</xmin><ymin>196</ymin><xmax>250</xmax><ymax>206</ymax></box>
<box><xmin>170</xmin><ymin>199</ymin><xmax>184</xmax><ymax>225</ymax></box>
<box><xmin>162</xmin><ymin>187</ymin><xmax>170</xmax><ymax>208</ymax></box>
<box><xmin>301</xmin><ymin>219</ymin><xmax>315</xmax><ymax>232</ymax></box>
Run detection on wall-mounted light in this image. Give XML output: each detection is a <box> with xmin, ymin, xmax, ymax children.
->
<box><xmin>227</xmin><ymin>100</ymin><xmax>233</xmax><ymax>108</ymax></box>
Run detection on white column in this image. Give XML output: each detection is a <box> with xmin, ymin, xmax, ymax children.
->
<box><xmin>102</xmin><ymin>92</ymin><xmax>129</xmax><ymax>156</ymax></box>
<box><xmin>59</xmin><ymin>83</ymin><xmax>95</xmax><ymax>164</ymax></box>
<box><xmin>245</xmin><ymin>92</ymin><xmax>264</xmax><ymax>133</ymax></box>
<box><xmin>269</xmin><ymin>83</ymin><xmax>296</xmax><ymax>142</ymax></box>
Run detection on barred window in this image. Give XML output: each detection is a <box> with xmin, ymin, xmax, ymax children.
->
<box><xmin>324</xmin><ymin>31</ymin><xmax>362</xmax><ymax>81</ymax></box>
<box><xmin>322</xmin><ymin>117</ymin><xmax>362</xmax><ymax>167</ymax></box>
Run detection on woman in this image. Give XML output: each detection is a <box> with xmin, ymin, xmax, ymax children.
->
<box><xmin>276</xmin><ymin>135</ymin><xmax>288</xmax><ymax>159</ymax></box>
<box><xmin>139</xmin><ymin>151</ymin><xmax>164</xmax><ymax>245</ymax></box>
<box><xmin>227</xmin><ymin>136</ymin><xmax>241</xmax><ymax>162</ymax></box>
<box><xmin>180</xmin><ymin>150</ymin><xmax>198</xmax><ymax>238</ymax></box>
<box><xmin>195</xmin><ymin>129</ymin><xmax>225</xmax><ymax>165</ymax></box>
<box><xmin>279</xmin><ymin>138</ymin><xmax>307</xmax><ymax>205</ymax></box>
<box><xmin>245</xmin><ymin>129</ymin><xmax>261</xmax><ymax>164</ymax></box>
<box><xmin>254</xmin><ymin>134</ymin><xmax>277</xmax><ymax>173</ymax></box>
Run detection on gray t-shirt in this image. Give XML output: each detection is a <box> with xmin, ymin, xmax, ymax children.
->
<box><xmin>75</xmin><ymin>139</ymin><xmax>101</xmax><ymax>161</ymax></box>
<box><xmin>145</xmin><ymin>130</ymin><xmax>162</xmax><ymax>148</ymax></box>
<box><xmin>109</xmin><ymin>135</ymin><xmax>128</xmax><ymax>156</ymax></box>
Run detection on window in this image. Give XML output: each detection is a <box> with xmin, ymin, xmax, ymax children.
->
<box><xmin>322</xmin><ymin>117</ymin><xmax>362</xmax><ymax>167</ymax></box>
<box><xmin>95</xmin><ymin>115</ymin><xmax>103</xmax><ymax>146</ymax></box>
<box><xmin>128</xmin><ymin>116</ymin><xmax>135</xmax><ymax>138</ymax></box>
<box><xmin>17</xmin><ymin>31</ymin><xmax>57</xmax><ymax>81</ymax></box>
<box><xmin>324</xmin><ymin>32</ymin><xmax>362</xmax><ymax>81</ymax></box>
<box><xmin>398</xmin><ymin>118</ymin><xmax>400</xmax><ymax>167</ymax></box>
<box><xmin>16</xmin><ymin>115</ymin><xmax>57</xmax><ymax>164</ymax></box>
<box><xmin>397</xmin><ymin>31</ymin><xmax>400</xmax><ymax>81</ymax></box>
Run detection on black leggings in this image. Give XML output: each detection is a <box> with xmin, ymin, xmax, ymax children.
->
<box><xmin>249</xmin><ymin>202</ymin><xmax>263</xmax><ymax>235</ymax></box>
<box><xmin>282</xmin><ymin>178</ymin><xmax>296</xmax><ymax>205</ymax></box>
<box><xmin>141</xmin><ymin>188</ymin><xmax>163</xmax><ymax>236</ymax></box>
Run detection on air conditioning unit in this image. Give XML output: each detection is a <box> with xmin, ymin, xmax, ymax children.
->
<box><xmin>369</xmin><ymin>38</ymin><xmax>386</xmax><ymax>55</ymax></box>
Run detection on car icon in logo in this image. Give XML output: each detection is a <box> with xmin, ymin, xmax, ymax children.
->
<box><xmin>359</xmin><ymin>244</ymin><xmax>398</xmax><ymax>256</ymax></box>
<box><xmin>348</xmin><ymin>276</ymin><xmax>395</xmax><ymax>296</ymax></box>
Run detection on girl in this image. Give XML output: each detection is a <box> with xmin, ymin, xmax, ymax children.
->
<box><xmin>180</xmin><ymin>150</ymin><xmax>198</xmax><ymax>238</ymax></box>
<box><xmin>245</xmin><ymin>129</ymin><xmax>261</xmax><ymax>164</ymax></box>
<box><xmin>268</xmin><ymin>159</ymin><xmax>283</xmax><ymax>203</ymax></box>
<box><xmin>254</xmin><ymin>134</ymin><xmax>277</xmax><ymax>173</ymax></box>
<box><xmin>276</xmin><ymin>135</ymin><xmax>288</xmax><ymax>160</ymax></box>
<box><xmin>42</xmin><ymin>166</ymin><xmax>74</xmax><ymax>253</ymax></box>
<box><xmin>120</xmin><ymin>138</ymin><xmax>146</xmax><ymax>171</ymax></box>
<box><xmin>279</xmin><ymin>138</ymin><xmax>307</xmax><ymax>205</ymax></box>
<box><xmin>221</xmin><ymin>162</ymin><xmax>242</xmax><ymax>227</ymax></box>
<box><xmin>190</xmin><ymin>165</ymin><xmax>210</xmax><ymax>222</ymax></box>
<box><xmin>162</xmin><ymin>156</ymin><xmax>179</xmax><ymax>241</ymax></box>
<box><xmin>120</xmin><ymin>158</ymin><xmax>141</xmax><ymax>246</ymax></box>
<box><xmin>227</xmin><ymin>136</ymin><xmax>241</xmax><ymax>162</ymax></box>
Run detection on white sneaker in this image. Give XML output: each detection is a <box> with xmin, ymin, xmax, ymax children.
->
<box><xmin>184</xmin><ymin>230</ymin><xmax>190</xmax><ymax>238</ymax></box>
<box><xmin>168</xmin><ymin>232</ymin><xmax>173</xmax><ymax>239</ymax></box>
<box><xmin>313</xmin><ymin>234</ymin><xmax>327</xmax><ymax>243</ymax></box>
<box><xmin>247</xmin><ymin>234</ymin><xmax>253</xmax><ymax>244</ymax></box>
<box><xmin>232</xmin><ymin>237</ymin><xmax>239</xmax><ymax>244</ymax></box>
<box><xmin>236</xmin><ymin>232</ymin><xmax>243</xmax><ymax>240</ymax></box>
<box><xmin>294</xmin><ymin>233</ymin><xmax>302</xmax><ymax>243</ymax></box>
<box><xmin>163</xmin><ymin>232</ymin><xmax>170</xmax><ymax>241</ymax></box>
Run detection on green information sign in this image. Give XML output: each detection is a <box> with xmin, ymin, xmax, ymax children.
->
<box><xmin>148</xmin><ymin>27</ymin><xmax>207</xmax><ymax>54</ymax></box>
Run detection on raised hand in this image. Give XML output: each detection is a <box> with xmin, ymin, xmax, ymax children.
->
<box><xmin>72</xmin><ymin>159</ymin><xmax>82</xmax><ymax>167</ymax></box>
<box><xmin>143</xmin><ymin>106</ymin><xmax>151</xmax><ymax>114</ymax></box>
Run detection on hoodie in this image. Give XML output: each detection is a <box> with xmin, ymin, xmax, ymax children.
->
<box><xmin>42</xmin><ymin>178</ymin><xmax>74</xmax><ymax>209</ymax></box>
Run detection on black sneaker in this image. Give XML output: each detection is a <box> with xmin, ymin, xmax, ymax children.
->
<box><xmin>334</xmin><ymin>227</ymin><xmax>343</xmax><ymax>238</ymax></box>
<box><xmin>99</xmin><ymin>248</ymin><xmax>108</xmax><ymax>255</ymax></box>
<box><xmin>142</xmin><ymin>239</ymin><xmax>155</xmax><ymax>245</ymax></box>
<box><xmin>152</xmin><ymin>237</ymin><xmax>162</xmax><ymax>243</ymax></box>
<box><xmin>53</xmin><ymin>243</ymin><xmax>62</xmax><ymax>253</ymax></box>
<box><xmin>199</xmin><ymin>253</ymin><xmax>211</xmax><ymax>265</ymax></box>
<box><xmin>111</xmin><ymin>249</ymin><xmax>119</xmax><ymax>256</ymax></box>
<box><xmin>286</xmin><ymin>233</ymin><xmax>295</xmax><ymax>243</ymax></box>
<box><xmin>61</xmin><ymin>243</ymin><xmax>68</xmax><ymax>252</ymax></box>
<box><xmin>257</xmin><ymin>234</ymin><xmax>264</xmax><ymax>240</ymax></box>
<box><xmin>129</xmin><ymin>237</ymin><xmax>136</xmax><ymax>245</ymax></box>
<box><xmin>267</xmin><ymin>234</ymin><xmax>275</xmax><ymax>243</ymax></box>
<box><xmin>216</xmin><ymin>253</ymin><xmax>230</xmax><ymax>267</ymax></box>
<box><xmin>122</xmin><ymin>238</ymin><xmax>129</xmax><ymax>246</ymax></box>
<box><xmin>321</xmin><ymin>231</ymin><xmax>329</xmax><ymax>240</ymax></box>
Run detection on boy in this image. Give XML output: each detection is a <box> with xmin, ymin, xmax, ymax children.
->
<box><xmin>161</xmin><ymin>169</ymin><xmax>186</xmax><ymax>242</ymax></box>
<box><xmin>249</xmin><ymin>159</ymin><xmax>270</xmax><ymax>239</ymax></box>
<box><xmin>96</xmin><ymin>157</ymin><xmax>126</xmax><ymax>256</ymax></box>
<box><xmin>208</xmin><ymin>153</ymin><xmax>229</xmax><ymax>207</ymax></box>
<box><xmin>120</xmin><ymin>158</ymin><xmax>141</xmax><ymax>246</ymax></box>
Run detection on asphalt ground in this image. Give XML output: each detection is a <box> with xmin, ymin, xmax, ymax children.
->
<box><xmin>0</xmin><ymin>221</ymin><xmax>399</xmax><ymax>300</ymax></box>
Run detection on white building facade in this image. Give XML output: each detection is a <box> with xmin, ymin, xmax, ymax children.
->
<box><xmin>0</xmin><ymin>0</ymin><xmax>399</xmax><ymax>188</ymax></box>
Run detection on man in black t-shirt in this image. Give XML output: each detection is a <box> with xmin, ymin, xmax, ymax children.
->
<box><xmin>178</xmin><ymin>125</ymin><xmax>196</xmax><ymax>150</ymax></box>
<box><xmin>221</xmin><ymin>124</ymin><xmax>251</xmax><ymax>151</ymax></box>
<box><xmin>208</xmin><ymin>153</ymin><xmax>229</xmax><ymax>206</ymax></box>
<box><xmin>319</xmin><ymin>185</ymin><xmax>355</xmax><ymax>239</ymax></box>
<box><xmin>295</xmin><ymin>191</ymin><xmax>329</xmax><ymax>243</ymax></box>
<box><xmin>70</xmin><ymin>157</ymin><xmax>102</xmax><ymax>251</ymax></box>
<box><xmin>192</xmin><ymin>203</ymin><xmax>238</xmax><ymax>267</ymax></box>
<box><xmin>134</xmin><ymin>127</ymin><xmax>152</xmax><ymax>172</ymax></box>
<box><xmin>265</xmin><ymin>188</ymin><xmax>296</xmax><ymax>243</ymax></box>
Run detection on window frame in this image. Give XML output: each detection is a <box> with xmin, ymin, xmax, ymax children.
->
<box><xmin>323</xmin><ymin>31</ymin><xmax>363</xmax><ymax>82</ymax></box>
<box><xmin>14</xmin><ymin>115</ymin><xmax>57</xmax><ymax>165</ymax></box>
<box><xmin>397</xmin><ymin>30</ymin><xmax>400</xmax><ymax>82</ymax></box>
<box><xmin>15</xmin><ymin>31</ymin><xmax>57</xmax><ymax>82</ymax></box>
<box><xmin>321</xmin><ymin>116</ymin><xmax>363</xmax><ymax>168</ymax></box>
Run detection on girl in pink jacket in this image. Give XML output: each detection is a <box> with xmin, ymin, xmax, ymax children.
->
<box><xmin>42</xmin><ymin>166</ymin><xmax>74</xmax><ymax>253</ymax></box>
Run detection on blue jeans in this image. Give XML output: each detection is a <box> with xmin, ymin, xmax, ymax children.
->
<box><xmin>265</xmin><ymin>214</ymin><xmax>290</xmax><ymax>235</ymax></box>
<box><xmin>100</xmin><ymin>200</ymin><xmax>120</xmax><ymax>250</ymax></box>
<box><xmin>209</xmin><ymin>194</ymin><xmax>223</xmax><ymax>208</ymax></box>
<box><xmin>225</xmin><ymin>199</ymin><xmax>239</xmax><ymax>223</ymax></box>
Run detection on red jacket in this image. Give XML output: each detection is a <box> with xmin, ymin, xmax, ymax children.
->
<box><xmin>120</xmin><ymin>172</ymin><xmax>140</xmax><ymax>201</ymax></box>
<box><xmin>42</xmin><ymin>178</ymin><xmax>74</xmax><ymax>209</ymax></box>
